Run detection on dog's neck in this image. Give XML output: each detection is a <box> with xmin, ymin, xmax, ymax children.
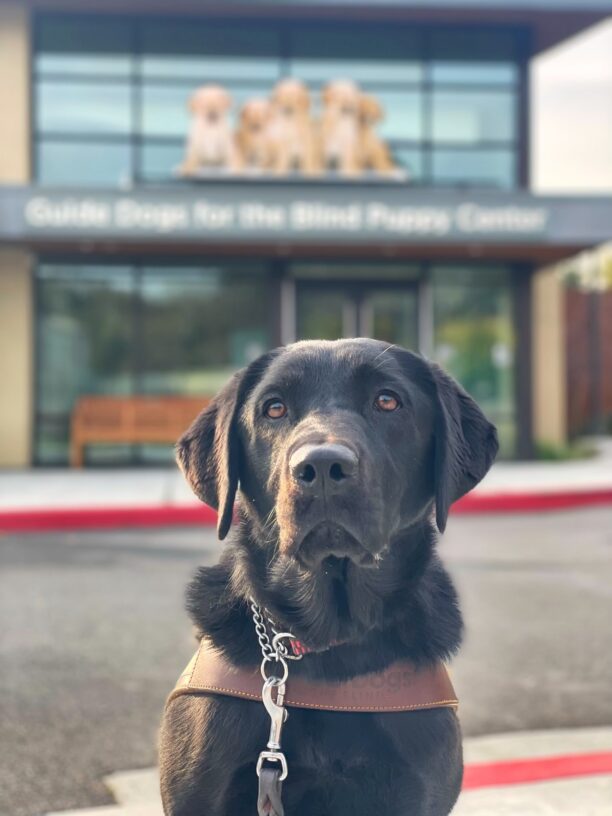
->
<box><xmin>186</xmin><ymin>516</ymin><xmax>463</xmax><ymax>682</ymax></box>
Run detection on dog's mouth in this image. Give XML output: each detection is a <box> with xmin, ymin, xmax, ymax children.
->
<box><xmin>296</xmin><ymin>522</ymin><xmax>377</xmax><ymax>570</ymax></box>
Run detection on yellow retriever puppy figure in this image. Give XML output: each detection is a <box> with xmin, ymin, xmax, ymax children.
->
<box><xmin>358</xmin><ymin>93</ymin><xmax>396</xmax><ymax>174</ymax></box>
<box><xmin>268</xmin><ymin>79</ymin><xmax>319</xmax><ymax>175</ymax></box>
<box><xmin>320</xmin><ymin>80</ymin><xmax>362</xmax><ymax>175</ymax></box>
<box><xmin>234</xmin><ymin>98</ymin><xmax>273</xmax><ymax>171</ymax></box>
<box><xmin>180</xmin><ymin>85</ymin><xmax>240</xmax><ymax>175</ymax></box>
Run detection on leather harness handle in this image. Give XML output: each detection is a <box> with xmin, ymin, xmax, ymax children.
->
<box><xmin>168</xmin><ymin>640</ymin><xmax>458</xmax><ymax>714</ymax></box>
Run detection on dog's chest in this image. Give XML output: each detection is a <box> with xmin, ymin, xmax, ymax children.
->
<box><xmin>191</xmin><ymin>120</ymin><xmax>231</xmax><ymax>163</ymax></box>
<box><xmin>324</xmin><ymin>115</ymin><xmax>359</xmax><ymax>158</ymax></box>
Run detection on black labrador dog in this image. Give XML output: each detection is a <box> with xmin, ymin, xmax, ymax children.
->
<box><xmin>160</xmin><ymin>338</ymin><xmax>498</xmax><ymax>816</ymax></box>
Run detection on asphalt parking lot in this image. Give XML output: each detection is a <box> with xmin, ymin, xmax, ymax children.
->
<box><xmin>1</xmin><ymin>507</ymin><xmax>611</xmax><ymax>816</ymax></box>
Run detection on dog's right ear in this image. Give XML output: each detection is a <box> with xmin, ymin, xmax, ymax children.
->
<box><xmin>175</xmin><ymin>349</ymin><xmax>281</xmax><ymax>540</ymax></box>
<box><xmin>175</xmin><ymin>372</ymin><xmax>242</xmax><ymax>541</ymax></box>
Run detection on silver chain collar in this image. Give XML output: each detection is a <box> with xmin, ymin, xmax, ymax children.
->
<box><xmin>249</xmin><ymin>597</ymin><xmax>303</xmax><ymax>665</ymax></box>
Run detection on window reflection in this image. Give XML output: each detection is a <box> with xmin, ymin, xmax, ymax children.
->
<box><xmin>37</xmin><ymin>141</ymin><xmax>133</xmax><ymax>187</ymax></box>
<box><xmin>432</xmin><ymin>90</ymin><xmax>515</xmax><ymax>143</ymax></box>
<box><xmin>139</xmin><ymin>267</ymin><xmax>270</xmax><ymax>395</ymax></box>
<box><xmin>431</xmin><ymin>62</ymin><xmax>517</xmax><ymax>85</ymax></box>
<box><xmin>35</xmin><ymin>263</ymin><xmax>271</xmax><ymax>464</ymax></box>
<box><xmin>374</xmin><ymin>90</ymin><xmax>423</xmax><ymax>141</ymax></box>
<box><xmin>140</xmin><ymin>142</ymin><xmax>184</xmax><ymax>180</ymax></box>
<box><xmin>432</xmin><ymin>265</ymin><xmax>516</xmax><ymax>455</ymax></box>
<box><xmin>37</xmin><ymin>81</ymin><xmax>132</xmax><ymax>134</ymax></box>
<box><xmin>368</xmin><ymin>291</ymin><xmax>418</xmax><ymax>351</ymax></box>
<box><xmin>36</xmin><ymin>265</ymin><xmax>135</xmax><ymax>464</ymax></box>
<box><xmin>297</xmin><ymin>289</ymin><xmax>345</xmax><ymax>341</ymax></box>
<box><xmin>431</xmin><ymin>149</ymin><xmax>515</xmax><ymax>188</ymax></box>
<box><xmin>36</xmin><ymin>17</ymin><xmax>132</xmax><ymax>75</ymax></box>
<box><xmin>392</xmin><ymin>148</ymin><xmax>424</xmax><ymax>181</ymax></box>
<box><xmin>140</xmin><ymin>56</ymin><xmax>281</xmax><ymax>82</ymax></box>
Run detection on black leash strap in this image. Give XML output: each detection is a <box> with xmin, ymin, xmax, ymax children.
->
<box><xmin>257</xmin><ymin>766</ymin><xmax>285</xmax><ymax>816</ymax></box>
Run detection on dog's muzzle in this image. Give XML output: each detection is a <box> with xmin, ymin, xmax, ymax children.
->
<box><xmin>289</xmin><ymin>443</ymin><xmax>357</xmax><ymax>498</ymax></box>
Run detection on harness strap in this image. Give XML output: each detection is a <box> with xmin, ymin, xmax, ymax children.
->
<box><xmin>168</xmin><ymin>639</ymin><xmax>458</xmax><ymax>714</ymax></box>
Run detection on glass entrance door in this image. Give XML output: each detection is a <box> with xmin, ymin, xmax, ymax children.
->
<box><xmin>296</xmin><ymin>283</ymin><xmax>419</xmax><ymax>351</ymax></box>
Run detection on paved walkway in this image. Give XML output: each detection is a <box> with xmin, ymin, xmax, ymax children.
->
<box><xmin>1</xmin><ymin>438</ymin><xmax>611</xmax><ymax>517</ymax></box>
<box><xmin>45</xmin><ymin>727</ymin><xmax>612</xmax><ymax>816</ymax></box>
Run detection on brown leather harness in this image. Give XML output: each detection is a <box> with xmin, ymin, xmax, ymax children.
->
<box><xmin>169</xmin><ymin>638</ymin><xmax>458</xmax><ymax>714</ymax></box>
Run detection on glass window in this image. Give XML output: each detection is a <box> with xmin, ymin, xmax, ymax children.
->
<box><xmin>37</xmin><ymin>53</ymin><xmax>133</xmax><ymax>78</ymax></box>
<box><xmin>289</xmin><ymin>28</ymin><xmax>423</xmax><ymax>83</ymax></box>
<box><xmin>36</xmin><ymin>265</ymin><xmax>136</xmax><ymax>465</ymax></box>
<box><xmin>297</xmin><ymin>289</ymin><xmax>346</xmax><ymax>341</ymax></box>
<box><xmin>36</xmin><ymin>17</ymin><xmax>133</xmax><ymax>77</ymax></box>
<box><xmin>37</xmin><ymin>80</ymin><xmax>132</xmax><ymax>134</ymax></box>
<box><xmin>432</xmin><ymin>265</ymin><xmax>516</xmax><ymax>456</ymax></box>
<box><xmin>366</xmin><ymin>290</ymin><xmax>419</xmax><ymax>351</ymax></box>
<box><xmin>34</xmin><ymin>15</ymin><xmax>523</xmax><ymax>189</ymax></box>
<box><xmin>431</xmin><ymin>148</ymin><xmax>516</xmax><ymax>189</ymax></box>
<box><xmin>374</xmin><ymin>90</ymin><xmax>423</xmax><ymax>141</ymax></box>
<box><xmin>140</xmin><ymin>142</ymin><xmax>184</xmax><ymax>181</ymax></box>
<box><xmin>431</xmin><ymin>29</ymin><xmax>518</xmax><ymax>64</ymax></box>
<box><xmin>140</xmin><ymin>85</ymin><xmax>192</xmax><ymax>138</ymax></box>
<box><xmin>35</xmin><ymin>262</ymin><xmax>272</xmax><ymax>464</ymax></box>
<box><xmin>392</xmin><ymin>147</ymin><xmax>424</xmax><ymax>181</ymax></box>
<box><xmin>140</xmin><ymin>22</ymin><xmax>281</xmax><ymax>80</ymax></box>
<box><xmin>431</xmin><ymin>62</ymin><xmax>518</xmax><ymax>85</ymax></box>
<box><xmin>37</xmin><ymin>140</ymin><xmax>133</xmax><ymax>187</ymax></box>
<box><xmin>139</xmin><ymin>266</ymin><xmax>271</xmax><ymax>396</ymax></box>
<box><xmin>432</xmin><ymin>90</ymin><xmax>515</xmax><ymax>144</ymax></box>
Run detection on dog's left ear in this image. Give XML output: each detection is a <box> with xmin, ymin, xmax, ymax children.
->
<box><xmin>175</xmin><ymin>349</ymin><xmax>281</xmax><ymax>540</ymax></box>
<box><xmin>431</xmin><ymin>363</ymin><xmax>499</xmax><ymax>533</ymax></box>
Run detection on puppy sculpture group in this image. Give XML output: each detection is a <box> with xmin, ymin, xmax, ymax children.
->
<box><xmin>180</xmin><ymin>78</ymin><xmax>396</xmax><ymax>177</ymax></box>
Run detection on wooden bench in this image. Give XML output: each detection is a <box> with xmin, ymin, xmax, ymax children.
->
<box><xmin>70</xmin><ymin>395</ymin><xmax>210</xmax><ymax>467</ymax></box>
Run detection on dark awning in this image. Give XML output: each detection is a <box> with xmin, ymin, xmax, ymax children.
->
<box><xmin>32</xmin><ymin>1</ymin><xmax>610</xmax><ymax>55</ymax></box>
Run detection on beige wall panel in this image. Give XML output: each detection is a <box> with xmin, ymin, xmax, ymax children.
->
<box><xmin>532</xmin><ymin>267</ymin><xmax>567</xmax><ymax>448</ymax></box>
<box><xmin>0</xmin><ymin>251</ymin><xmax>33</xmax><ymax>467</ymax></box>
<box><xmin>0</xmin><ymin>3</ymin><xmax>30</xmax><ymax>183</ymax></box>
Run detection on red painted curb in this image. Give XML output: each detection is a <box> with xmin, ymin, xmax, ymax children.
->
<box><xmin>455</xmin><ymin>489</ymin><xmax>612</xmax><ymax>514</ymax></box>
<box><xmin>0</xmin><ymin>504</ymin><xmax>217</xmax><ymax>533</ymax></box>
<box><xmin>0</xmin><ymin>489</ymin><xmax>610</xmax><ymax>533</ymax></box>
<box><xmin>463</xmin><ymin>750</ymin><xmax>612</xmax><ymax>790</ymax></box>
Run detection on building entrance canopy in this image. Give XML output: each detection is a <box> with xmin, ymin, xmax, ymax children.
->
<box><xmin>1</xmin><ymin>184</ymin><xmax>611</xmax><ymax>256</ymax></box>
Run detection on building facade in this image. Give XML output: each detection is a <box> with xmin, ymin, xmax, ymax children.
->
<box><xmin>0</xmin><ymin>0</ymin><xmax>610</xmax><ymax>467</ymax></box>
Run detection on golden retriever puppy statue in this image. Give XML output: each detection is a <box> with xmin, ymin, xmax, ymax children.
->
<box><xmin>319</xmin><ymin>80</ymin><xmax>363</xmax><ymax>175</ymax></box>
<box><xmin>358</xmin><ymin>93</ymin><xmax>396</xmax><ymax>175</ymax></box>
<box><xmin>234</xmin><ymin>98</ymin><xmax>273</xmax><ymax>172</ymax></box>
<box><xmin>180</xmin><ymin>85</ymin><xmax>240</xmax><ymax>175</ymax></box>
<box><xmin>268</xmin><ymin>79</ymin><xmax>319</xmax><ymax>175</ymax></box>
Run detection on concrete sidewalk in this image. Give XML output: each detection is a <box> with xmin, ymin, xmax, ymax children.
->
<box><xmin>45</xmin><ymin>727</ymin><xmax>612</xmax><ymax>816</ymax></box>
<box><xmin>1</xmin><ymin>438</ymin><xmax>611</xmax><ymax>529</ymax></box>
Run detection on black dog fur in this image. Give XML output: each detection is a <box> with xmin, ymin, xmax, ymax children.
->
<box><xmin>159</xmin><ymin>339</ymin><xmax>498</xmax><ymax>816</ymax></box>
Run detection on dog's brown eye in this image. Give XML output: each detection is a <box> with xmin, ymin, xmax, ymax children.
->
<box><xmin>264</xmin><ymin>400</ymin><xmax>287</xmax><ymax>419</ymax></box>
<box><xmin>375</xmin><ymin>392</ymin><xmax>400</xmax><ymax>412</ymax></box>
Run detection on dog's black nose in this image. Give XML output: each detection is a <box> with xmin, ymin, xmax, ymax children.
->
<box><xmin>290</xmin><ymin>443</ymin><xmax>357</xmax><ymax>493</ymax></box>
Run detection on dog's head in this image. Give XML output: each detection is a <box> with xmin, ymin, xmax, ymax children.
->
<box><xmin>271</xmin><ymin>79</ymin><xmax>311</xmax><ymax>119</ymax></box>
<box><xmin>239</xmin><ymin>98</ymin><xmax>271</xmax><ymax>135</ymax></box>
<box><xmin>177</xmin><ymin>340</ymin><xmax>497</xmax><ymax>570</ymax></box>
<box><xmin>359</xmin><ymin>93</ymin><xmax>384</xmax><ymax>126</ymax></box>
<box><xmin>322</xmin><ymin>80</ymin><xmax>361</xmax><ymax>119</ymax></box>
<box><xmin>188</xmin><ymin>85</ymin><xmax>232</xmax><ymax>124</ymax></box>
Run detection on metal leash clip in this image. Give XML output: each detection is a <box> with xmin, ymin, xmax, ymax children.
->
<box><xmin>256</xmin><ymin>675</ymin><xmax>289</xmax><ymax>781</ymax></box>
